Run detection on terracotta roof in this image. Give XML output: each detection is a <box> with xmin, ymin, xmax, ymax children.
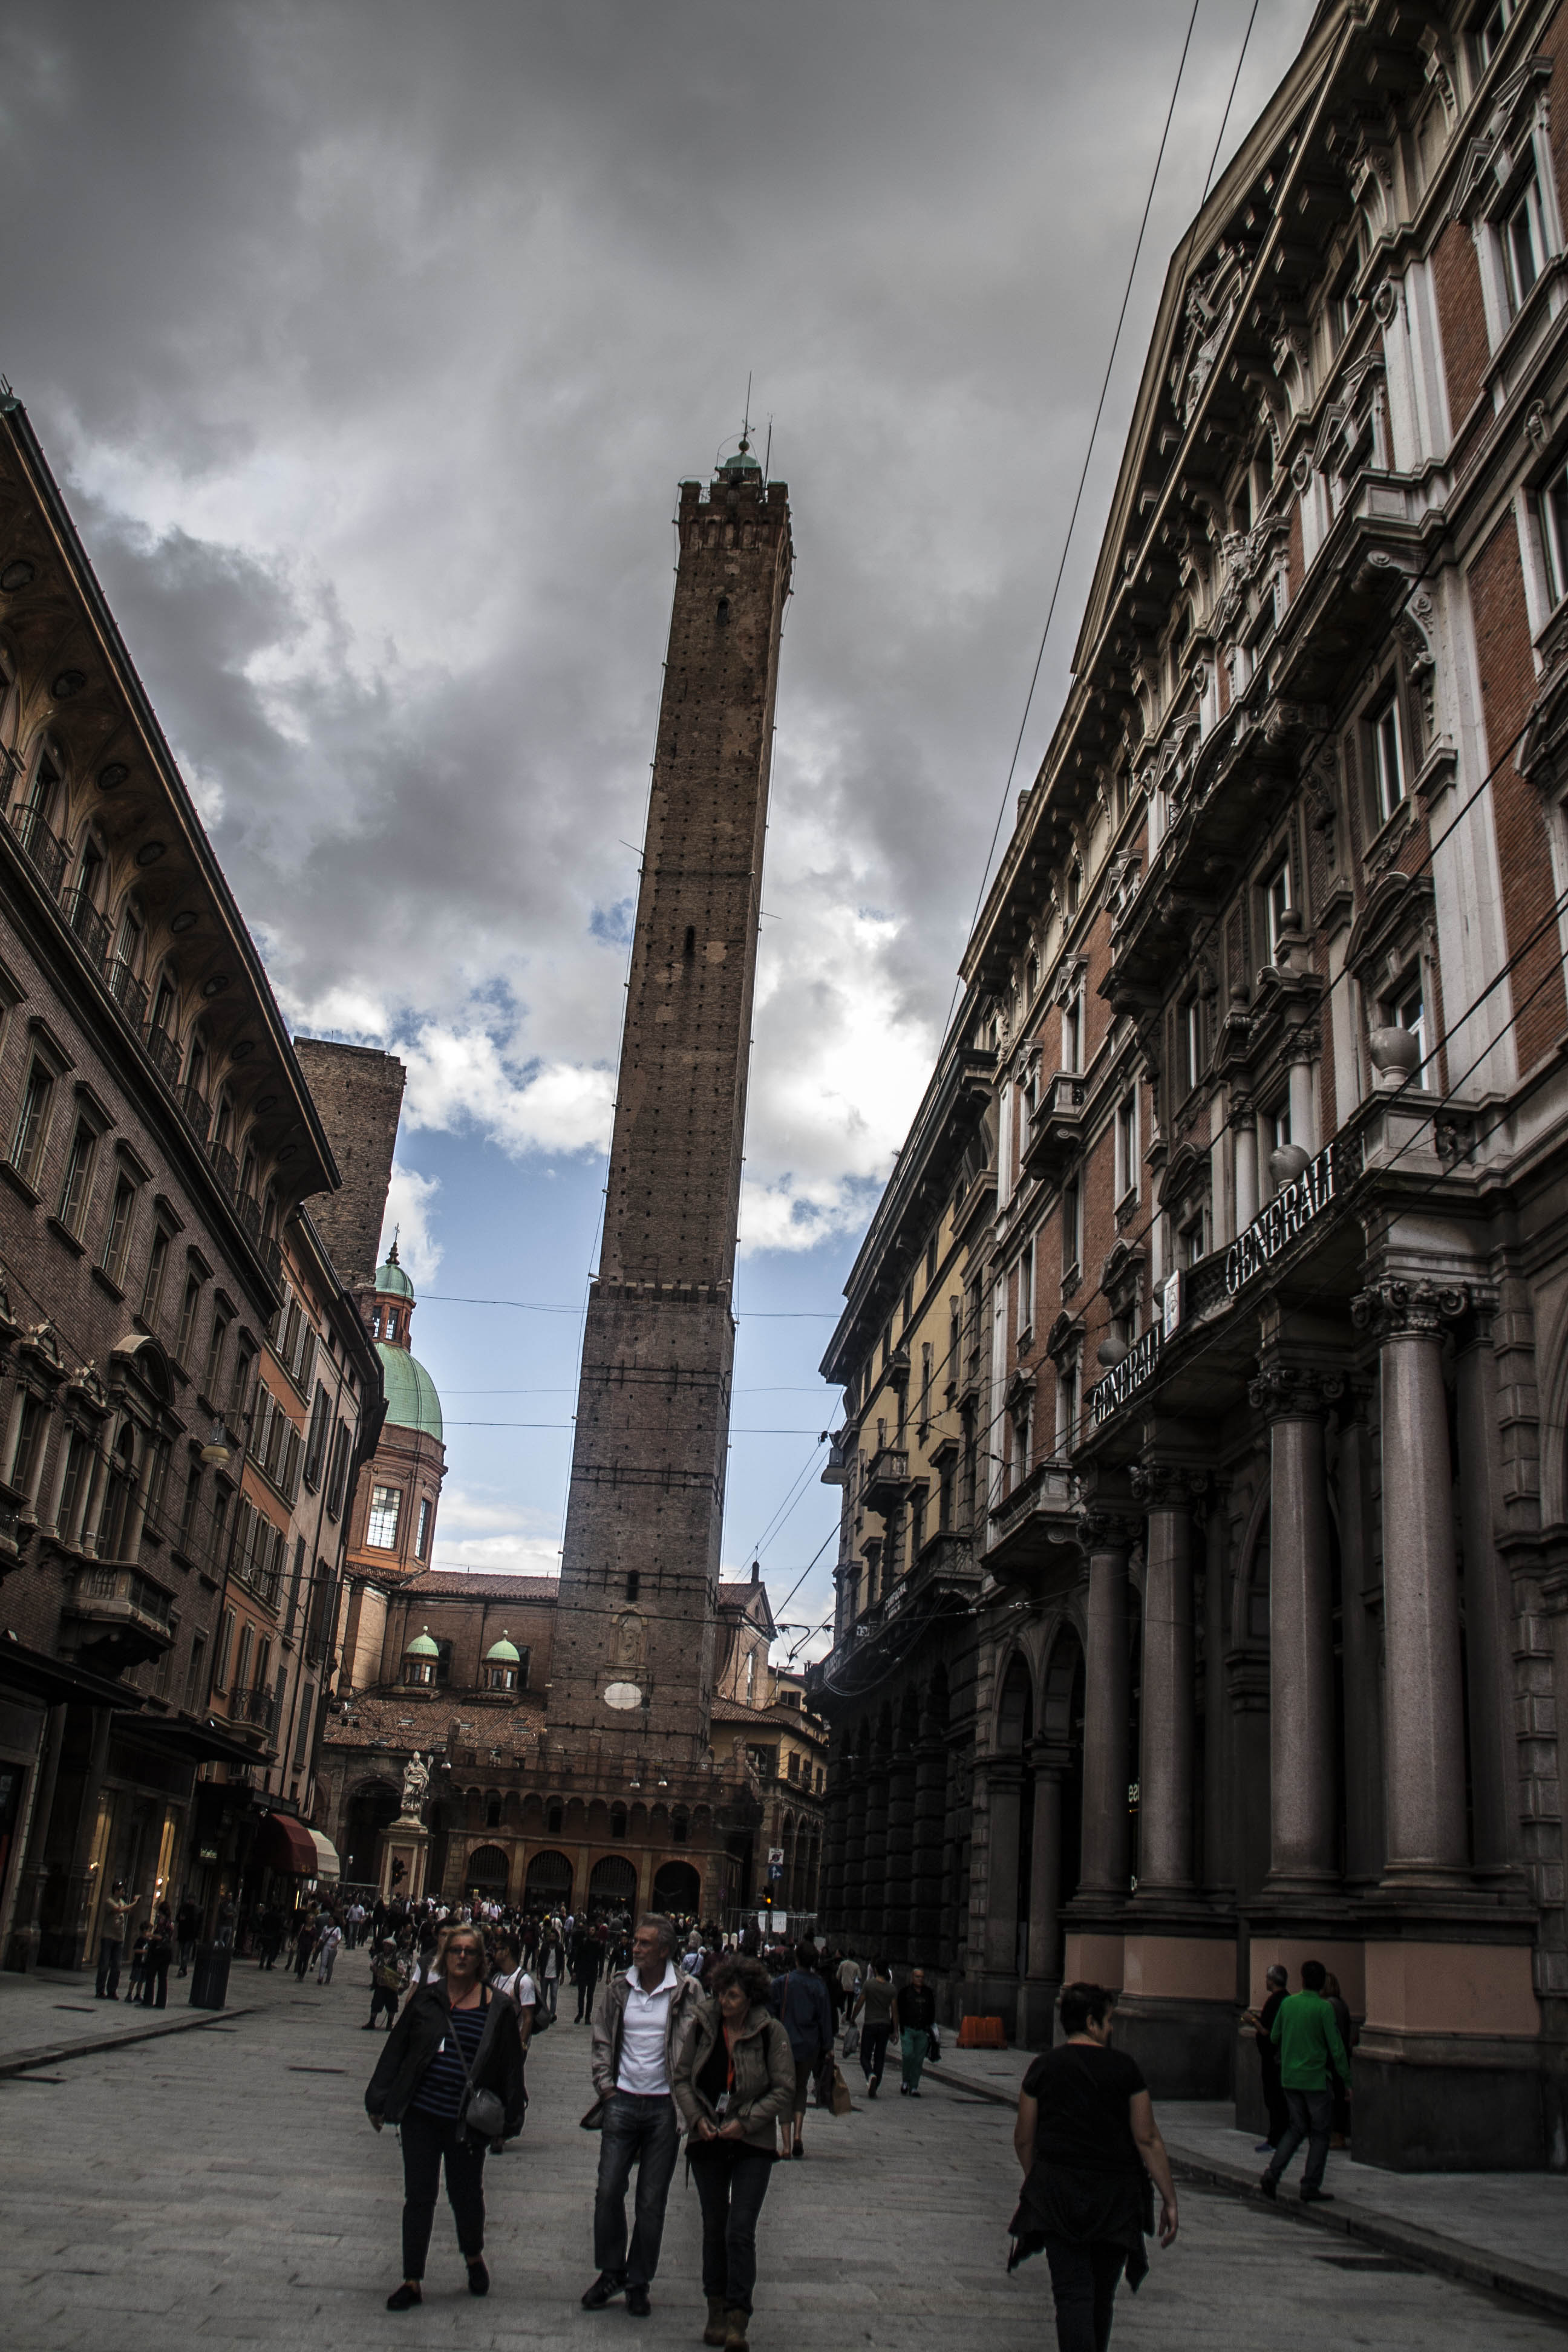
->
<box><xmin>396</xmin><ymin>1571</ymin><xmax>560</xmax><ymax>1600</ymax></box>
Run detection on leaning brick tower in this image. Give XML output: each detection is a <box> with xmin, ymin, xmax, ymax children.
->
<box><xmin>549</xmin><ymin>445</ymin><xmax>792</xmax><ymax>1773</ymax></box>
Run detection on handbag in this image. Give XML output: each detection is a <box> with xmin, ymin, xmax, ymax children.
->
<box><xmin>453</xmin><ymin>1999</ymin><xmax>506</xmax><ymax>2143</ymax></box>
<box><xmin>829</xmin><ymin>2059</ymin><xmax>854</xmax><ymax>2117</ymax></box>
<box><xmin>841</xmin><ymin>2021</ymin><xmax>860</xmax><ymax>2060</ymax></box>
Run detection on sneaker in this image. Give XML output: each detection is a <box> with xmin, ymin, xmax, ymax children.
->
<box><xmin>626</xmin><ymin>2286</ymin><xmax>651</xmax><ymax>2318</ymax></box>
<box><xmin>866</xmin><ymin>2082</ymin><xmax>878</xmax><ymax>2098</ymax></box>
<box><xmin>1258</xmin><ymin>2174</ymin><xmax>1278</xmax><ymax>2201</ymax></box>
<box><xmin>1253</xmin><ymin>2141</ymin><xmax>1275</xmax><ymax>2154</ymax></box>
<box><xmin>581</xmin><ymin>2274</ymin><xmax>625</xmax><ymax>2310</ymax></box>
<box><xmin>1300</xmin><ymin>2187</ymin><xmax>1335</xmax><ymax>2204</ymax></box>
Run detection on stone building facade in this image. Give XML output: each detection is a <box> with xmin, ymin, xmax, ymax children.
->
<box><xmin>0</xmin><ymin>402</ymin><xmax>384</xmax><ymax>1967</ymax></box>
<box><xmin>814</xmin><ymin>0</ymin><xmax>1568</xmax><ymax>2169</ymax></box>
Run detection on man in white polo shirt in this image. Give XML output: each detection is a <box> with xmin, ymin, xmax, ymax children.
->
<box><xmin>582</xmin><ymin>1912</ymin><xmax>703</xmax><ymax>2318</ymax></box>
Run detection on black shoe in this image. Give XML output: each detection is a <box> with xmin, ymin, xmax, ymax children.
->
<box><xmin>1300</xmin><ymin>2187</ymin><xmax>1335</xmax><ymax>2204</ymax></box>
<box><xmin>1258</xmin><ymin>2174</ymin><xmax>1278</xmax><ymax>2201</ymax></box>
<box><xmin>387</xmin><ymin>2284</ymin><xmax>422</xmax><ymax>2311</ymax></box>
<box><xmin>361</xmin><ymin>2020</ymin><xmax>377</xmax><ymax>2030</ymax></box>
<box><xmin>866</xmin><ymin>2081</ymin><xmax>877</xmax><ymax>2097</ymax></box>
<box><xmin>467</xmin><ymin>2256</ymin><xmax>490</xmax><ymax>2296</ymax></box>
<box><xmin>910</xmin><ymin>2089</ymin><xmax>921</xmax><ymax>2098</ymax></box>
<box><xmin>582</xmin><ymin>2274</ymin><xmax>625</xmax><ymax>2310</ymax></box>
<box><xmin>626</xmin><ymin>2287</ymin><xmax>651</xmax><ymax>2318</ymax></box>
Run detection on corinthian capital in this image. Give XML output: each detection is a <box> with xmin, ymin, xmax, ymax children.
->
<box><xmin>1247</xmin><ymin>1362</ymin><xmax>1345</xmax><ymax>1420</ymax></box>
<box><xmin>1129</xmin><ymin>1461</ymin><xmax>1209</xmax><ymax>1507</ymax></box>
<box><xmin>1350</xmin><ymin>1278</ymin><xmax>1468</xmax><ymax>1341</ymax></box>
<box><xmin>1077</xmin><ymin>1506</ymin><xmax>1136</xmax><ymax>1553</ymax></box>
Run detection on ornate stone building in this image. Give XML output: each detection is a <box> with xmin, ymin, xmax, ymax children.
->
<box><xmin>815</xmin><ymin>0</ymin><xmax>1568</xmax><ymax>2169</ymax></box>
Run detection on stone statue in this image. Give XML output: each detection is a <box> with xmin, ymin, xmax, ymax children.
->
<box><xmin>400</xmin><ymin>1750</ymin><xmax>430</xmax><ymax>1816</ymax></box>
<box><xmin>613</xmin><ymin>1612</ymin><xmax>645</xmax><ymax>1668</ymax></box>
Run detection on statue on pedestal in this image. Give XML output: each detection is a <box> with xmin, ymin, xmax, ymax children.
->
<box><xmin>400</xmin><ymin>1750</ymin><xmax>431</xmax><ymax>1819</ymax></box>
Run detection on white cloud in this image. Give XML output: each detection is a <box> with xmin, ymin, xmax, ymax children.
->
<box><xmin>379</xmin><ymin>1163</ymin><xmax>443</xmax><ymax>1284</ymax></box>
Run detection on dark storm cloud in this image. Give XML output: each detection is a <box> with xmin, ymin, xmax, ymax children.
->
<box><xmin>0</xmin><ymin>0</ymin><xmax>1317</xmax><ymax>1225</ymax></box>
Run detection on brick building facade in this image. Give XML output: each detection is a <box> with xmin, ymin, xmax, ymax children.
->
<box><xmin>0</xmin><ymin>404</ymin><xmax>385</xmax><ymax>1967</ymax></box>
<box><xmin>813</xmin><ymin>0</ymin><xmax>1568</xmax><ymax>2169</ymax></box>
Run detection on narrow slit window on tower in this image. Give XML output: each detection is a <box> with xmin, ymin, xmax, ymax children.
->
<box><xmin>716</xmin><ymin>596</ymin><xmax>730</xmax><ymax>625</ymax></box>
<box><xmin>626</xmin><ymin>1570</ymin><xmax>640</xmax><ymax>1600</ymax></box>
<box><xmin>684</xmin><ymin>926</ymin><xmax>696</xmax><ymax>959</ymax></box>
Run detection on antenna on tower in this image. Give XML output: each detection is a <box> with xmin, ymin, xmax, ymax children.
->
<box><xmin>740</xmin><ymin>371</ymin><xmax>753</xmax><ymax>454</ymax></box>
<box><xmin>763</xmin><ymin>416</ymin><xmax>773</xmax><ymax>481</ymax></box>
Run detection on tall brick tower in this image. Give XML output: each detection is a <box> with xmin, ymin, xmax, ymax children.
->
<box><xmin>549</xmin><ymin>445</ymin><xmax>792</xmax><ymax>1771</ymax></box>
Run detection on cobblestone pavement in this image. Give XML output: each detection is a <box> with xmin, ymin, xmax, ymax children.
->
<box><xmin>0</xmin><ymin>1949</ymin><xmax>1563</xmax><ymax>2351</ymax></box>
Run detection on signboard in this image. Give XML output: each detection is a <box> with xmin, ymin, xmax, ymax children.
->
<box><xmin>1088</xmin><ymin>1325</ymin><xmax>1163</xmax><ymax>1429</ymax></box>
<box><xmin>1224</xmin><ymin>1141</ymin><xmax>1344</xmax><ymax>1299</ymax></box>
<box><xmin>768</xmin><ymin>1847</ymin><xmax>785</xmax><ymax>1867</ymax></box>
<box><xmin>1162</xmin><ymin>1271</ymin><xmax>1182</xmax><ymax>1338</ymax></box>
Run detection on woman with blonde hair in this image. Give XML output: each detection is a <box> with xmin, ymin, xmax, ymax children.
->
<box><xmin>365</xmin><ymin>1920</ymin><xmax>526</xmax><ymax>2311</ymax></box>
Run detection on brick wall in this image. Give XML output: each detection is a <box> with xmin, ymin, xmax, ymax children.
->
<box><xmin>293</xmin><ymin>1039</ymin><xmax>405</xmax><ymax>1290</ymax></box>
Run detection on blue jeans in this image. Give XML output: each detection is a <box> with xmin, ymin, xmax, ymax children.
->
<box><xmin>593</xmin><ymin>2092</ymin><xmax>679</xmax><ymax>2287</ymax></box>
<box><xmin>1266</xmin><ymin>2087</ymin><xmax>1333</xmax><ymax>2192</ymax></box>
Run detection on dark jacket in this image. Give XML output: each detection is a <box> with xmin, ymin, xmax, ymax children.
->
<box><xmin>365</xmin><ymin>1979</ymin><xmax>526</xmax><ymax>2139</ymax></box>
<box><xmin>673</xmin><ymin>1998</ymin><xmax>795</xmax><ymax>2152</ymax></box>
<box><xmin>895</xmin><ymin>1981</ymin><xmax>938</xmax><ymax>2033</ymax></box>
<box><xmin>769</xmin><ymin>1968</ymin><xmax>834</xmax><ymax>2065</ymax></box>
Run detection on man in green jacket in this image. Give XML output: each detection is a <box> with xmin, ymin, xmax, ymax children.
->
<box><xmin>1259</xmin><ymin>1958</ymin><xmax>1351</xmax><ymax>2204</ymax></box>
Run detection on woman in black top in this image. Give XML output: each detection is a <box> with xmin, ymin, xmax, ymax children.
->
<box><xmin>1008</xmin><ymin>1982</ymin><xmax>1178</xmax><ymax>2352</ymax></box>
<box><xmin>366</xmin><ymin>1922</ymin><xmax>526</xmax><ymax>2312</ymax></box>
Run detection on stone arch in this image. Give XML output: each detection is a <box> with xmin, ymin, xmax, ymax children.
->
<box><xmin>524</xmin><ymin>1848</ymin><xmax>573</xmax><ymax>1910</ymax></box>
<box><xmin>996</xmin><ymin>1648</ymin><xmax>1035</xmax><ymax>1753</ymax></box>
<box><xmin>652</xmin><ymin>1858</ymin><xmax>701</xmax><ymax>1915</ymax></box>
<box><xmin>463</xmin><ymin>1841</ymin><xmax>511</xmax><ymax>1895</ymax></box>
<box><xmin>587</xmin><ymin>1854</ymin><xmax>637</xmax><ymax>1915</ymax></box>
<box><xmin>340</xmin><ymin>1775</ymin><xmax>400</xmax><ymax>1884</ymax></box>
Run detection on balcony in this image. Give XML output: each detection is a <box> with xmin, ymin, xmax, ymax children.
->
<box><xmin>237</xmin><ymin>1192</ymin><xmax>262</xmax><ymax>1241</ymax></box>
<box><xmin>145</xmin><ymin>1025</ymin><xmax>181</xmax><ymax>1086</ymax></box>
<box><xmin>178</xmin><ymin>1083</ymin><xmax>211</xmax><ymax>1142</ymax></box>
<box><xmin>862</xmin><ymin>1446</ymin><xmax>910</xmax><ymax>1514</ymax></box>
<box><xmin>1022</xmin><ymin>1072</ymin><xmax>1088</xmax><ymax>1183</ymax></box>
<box><xmin>233</xmin><ymin>1683</ymin><xmax>279</xmax><ymax>1730</ymax></box>
<box><xmin>64</xmin><ymin>1561</ymin><xmax>175</xmax><ymax>1670</ymax></box>
<box><xmin>61</xmin><ymin>886</ymin><xmax>111</xmax><ymax>967</ymax></box>
<box><xmin>985</xmin><ymin>1459</ymin><xmax>1081</xmax><ymax>1584</ymax></box>
<box><xmin>208</xmin><ymin>1143</ymin><xmax>237</xmax><ymax>1195</ymax></box>
<box><xmin>106</xmin><ymin>958</ymin><xmax>149</xmax><ymax>1030</ymax></box>
<box><xmin>7</xmin><ymin>800</ymin><xmax>70</xmax><ymax>897</ymax></box>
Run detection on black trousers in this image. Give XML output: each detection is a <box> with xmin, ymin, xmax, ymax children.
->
<box><xmin>95</xmin><ymin>1938</ymin><xmax>123</xmax><ymax>1998</ymax></box>
<box><xmin>370</xmin><ymin>1985</ymin><xmax>400</xmax><ymax>2027</ymax></box>
<box><xmin>575</xmin><ymin>1973</ymin><xmax>599</xmax><ymax>2019</ymax></box>
<box><xmin>691</xmin><ymin>2152</ymin><xmax>773</xmax><ymax>2314</ymax></box>
<box><xmin>399</xmin><ymin>2109</ymin><xmax>486</xmax><ymax>2279</ymax></box>
<box><xmin>859</xmin><ymin>2024</ymin><xmax>892</xmax><ymax>2088</ymax></box>
<box><xmin>139</xmin><ymin>1955</ymin><xmax>170</xmax><ymax>2008</ymax></box>
<box><xmin>1259</xmin><ymin>2052</ymin><xmax>1289</xmax><ymax>2146</ymax></box>
<box><xmin>1043</xmin><ymin>2238</ymin><xmax>1127</xmax><ymax>2352</ymax></box>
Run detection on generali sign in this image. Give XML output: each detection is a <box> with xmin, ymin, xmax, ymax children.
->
<box><xmin>1224</xmin><ymin>1140</ymin><xmax>1346</xmax><ymax>1298</ymax></box>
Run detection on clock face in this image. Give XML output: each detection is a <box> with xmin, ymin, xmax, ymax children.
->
<box><xmin>604</xmin><ymin>1681</ymin><xmax>642</xmax><ymax>1711</ymax></box>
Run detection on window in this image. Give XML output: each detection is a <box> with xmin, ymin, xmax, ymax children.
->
<box><xmin>1265</xmin><ymin>860</ymin><xmax>1292</xmax><ymax>962</ymax></box>
<box><xmin>175</xmin><ymin>1270</ymin><xmax>202</xmax><ymax>1366</ymax></box>
<box><xmin>57</xmin><ymin>1429</ymin><xmax>92</xmax><ymax>1540</ymax></box>
<box><xmin>1178</xmin><ymin>1214</ymin><xmax>1206</xmax><ymax>1269</ymax></box>
<box><xmin>1181</xmin><ymin>996</ymin><xmax>1206</xmax><ymax>1096</ymax></box>
<box><xmin>367</xmin><ymin>1485</ymin><xmax>402</xmax><ymax>1549</ymax></box>
<box><xmin>140</xmin><ymin>1226</ymin><xmax>172</xmax><ymax>1327</ymax></box>
<box><xmin>1061</xmin><ymin>1174</ymin><xmax>1082</xmax><ymax>1277</ymax></box>
<box><xmin>9</xmin><ymin>1391</ymin><xmax>47</xmax><ymax>1497</ymax></box>
<box><xmin>1065</xmin><ymin>862</ymin><xmax>1082</xmax><ymax>916</ymax></box>
<box><xmin>1388</xmin><ymin>979</ymin><xmax>1429</xmax><ymax>1089</ymax></box>
<box><xmin>212</xmin><ymin>1607</ymin><xmax>236</xmax><ymax>1693</ymax></box>
<box><xmin>11</xmin><ymin>1059</ymin><xmax>54</xmax><ymax>1188</ymax></box>
<box><xmin>202</xmin><ymin>1310</ymin><xmax>230</xmax><ymax>1402</ymax></box>
<box><xmin>183</xmin><ymin>1630</ymin><xmax>208</xmax><ymax>1712</ymax></box>
<box><xmin>901</xmin><ymin>1279</ymin><xmax>913</xmax><ymax>1331</ymax></box>
<box><xmin>234</xmin><ymin>1623</ymin><xmax>253</xmax><ymax>1699</ymax></box>
<box><xmin>1538</xmin><ymin>455</ymin><xmax>1568</xmax><ymax>609</ymax></box>
<box><xmin>1367</xmin><ymin>688</ymin><xmax>1406</xmax><ymax>826</ymax></box>
<box><xmin>926</xmin><ymin>1233</ymin><xmax>938</xmax><ymax>1284</ymax></box>
<box><xmin>1501</xmin><ymin>161</ymin><xmax>1547</xmax><ymax>317</ymax></box>
<box><xmin>57</xmin><ymin>1119</ymin><xmax>99</xmax><ymax>1237</ymax></box>
<box><xmin>1056</xmin><ymin>1354</ymin><xmax>1080</xmax><ymax>1455</ymax></box>
<box><xmin>1019</xmin><ymin>1239</ymin><xmax>1035</xmax><ymax>1339</ymax></box>
<box><xmin>178</xmin><ymin>1465</ymin><xmax>202</xmax><ymax>1547</ymax></box>
<box><xmin>1063</xmin><ymin>985</ymin><xmax>1083</xmax><ymax>1075</ymax></box>
<box><xmin>416</xmin><ymin>1497</ymin><xmax>432</xmax><ymax>1558</ymax></box>
<box><xmin>303</xmin><ymin>1382</ymin><xmax>331</xmax><ymax>1489</ymax></box>
<box><xmin>325</xmin><ymin>1419</ymin><xmax>351</xmax><ymax>1520</ymax></box>
<box><xmin>918</xmin><ymin>1342</ymin><xmax>932</xmax><ymax>1435</ymax></box>
<box><xmin>292</xmin><ymin>1678</ymin><xmax>315</xmax><ymax>1768</ymax></box>
<box><xmin>101</xmin><ymin>1176</ymin><xmax>137</xmax><ymax>1287</ymax></box>
<box><xmin>1475</xmin><ymin>0</ymin><xmax>1517</xmax><ymax>66</ymax></box>
<box><xmin>230</xmin><ymin>1341</ymin><xmax>255</xmax><ymax>1425</ymax></box>
<box><xmin>1114</xmin><ymin>1091</ymin><xmax>1140</xmax><ymax>1204</ymax></box>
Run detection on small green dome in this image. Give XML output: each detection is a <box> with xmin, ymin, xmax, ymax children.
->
<box><xmin>405</xmin><ymin>1625</ymin><xmax>439</xmax><ymax>1659</ymax></box>
<box><xmin>484</xmin><ymin>1631</ymin><xmax>521</xmax><ymax>1664</ymax></box>
<box><xmin>718</xmin><ymin>443</ymin><xmax>760</xmax><ymax>475</ymax></box>
<box><xmin>377</xmin><ymin>1342</ymin><xmax>443</xmax><ymax>1441</ymax></box>
<box><xmin>376</xmin><ymin>1255</ymin><xmax>414</xmax><ymax>1301</ymax></box>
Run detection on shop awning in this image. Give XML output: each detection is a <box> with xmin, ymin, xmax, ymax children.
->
<box><xmin>253</xmin><ymin>1810</ymin><xmax>321</xmax><ymax>1875</ymax></box>
<box><xmin>307</xmin><ymin>1829</ymin><xmax>341</xmax><ymax>1883</ymax></box>
<box><xmin>111</xmin><ymin>1713</ymin><xmax>264</xmax><ymax>1769</ymax></box>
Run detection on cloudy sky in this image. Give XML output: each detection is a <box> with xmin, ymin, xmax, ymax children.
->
<box><xmin>1</xmin><ymin>0</ymin><xmax>1315</xmax><ymax>1656</ymax></box>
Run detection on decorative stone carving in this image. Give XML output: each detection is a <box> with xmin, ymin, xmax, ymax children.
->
<box><xmin>1350</xmin><ymin>1278</ymin><xmax>1468</xmax><ymax>1339</ymax></box>
<box><xmin>1526</xmin><ymin>398</ymin><xmax>1552</xmax><ymax>452</ymax></box>
<box><xmin>1247</xmin><ymin>1363</ymin><xmax>1345</xmax><ymax>1420</ymax></box>
<box><xmin>1077</xmin><ymin>1507</ymin><xmax>1137</xmax><ymax>1553</ymax></box>
<box><xmin>1129</xmin><ymin>1461</ymin><xmax>1209</xmax><ymax>1507</ymax></box>
<box><xmin>400</xmin><ymin>1751</ymin><xmax>431</xmax><ymax>1816</ymax></box>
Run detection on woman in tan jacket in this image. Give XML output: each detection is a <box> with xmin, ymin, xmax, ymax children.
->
<box><xmin>673</xmin><ymin>1955</ymin><xmax>795</xmax><ymax>2352</ymax></box>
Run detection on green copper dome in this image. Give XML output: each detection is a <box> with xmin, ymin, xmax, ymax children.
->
<box><xmin>405</xmin><ymin>1625</ymin><xmax>439</xmax><ymax>1659</ymax></box>
<box><xmin>718</xmin><ymin>442</ymin><xmax>760</xmax><ymax>475</ymax></box>
<box><xmin>377</xmin><ymin>1341</ymin><xmax>443</xmax><ymax>1440</ymax></box>
<box><xmin>376</xmin><ymin>1253</ymin><xmax>414</xmax><ymax>1301</ymax></box>
<box><xmin>484</xmin><ymin>1632</ymin><xmax>521</xmax><ymax>1664</ymax></box>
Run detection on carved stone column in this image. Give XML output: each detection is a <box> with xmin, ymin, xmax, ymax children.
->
<box><xmin>1233</xmin><ymin>1094</ymin><xmax>1259</xmax><ymax>1233</ymax></box>
<box><xmin>842</xmin><ymin>1748</ymin><xmax>869</xmax><ymax>1940</ymax></box>
<box><xmin>1130</xmin><ymin>1463</ymin><xmax>1205</xmax><ymax>1897</ymax></box>
<box><xmin>1453</xmin><ymin>1297</ymin><xmax>1524</xmax><ymax>1884</ymax></box>
<box><xmin>911</xmin><ymin>1702</ymin><xmax>948</xmax><ymax>1953</ymax></box>
<box><xmin>1250</xmin><ymin>1361</ymin><xmax>1343</xmax><ymax>1896</ymax></box>
<box><xmin>1078</xmin><ymin>1511</ymin><xmax>1135</xmax><ymax>1902</ymax></box>
<box><xmin>883</xmin><ymin>1733</ymin><xmax>918</xmax><ymax>1963</ymax></box>
<box><xmin>1335</xmin><ymin>1386</ymin><xmax>1385</xmax><ymax>1887</ymax></box>
<box><xmin>861</xmin><ymin>1731</ymin><xmax>891</xmax><ymax>1945</ymax></box>
<box><xmin>982</xmin><ymin>1758</ymin><xmax>1024</xmax><ymax>1976</ymax></box>
<box><xmin>1201</xmin><ymin>1489</ymin><xmax>1233</xmax><ymax>1899</ymax></box>
<box><xmin>1351</xmin><ymin>1278</ymin><xmax>1471</xmax><ymax>1886</ymax></box>
<box><xmin>1025</xmin><ymin>1743</ymin><xmax>1070</xmax><ymax>1979</ymax></box>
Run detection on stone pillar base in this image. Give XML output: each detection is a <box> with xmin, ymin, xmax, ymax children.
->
<box><xmin>1353</xmin><ymin>2031</ymin><xmax>1547</xmax><ymax>2170</ymax></box>
<box><xmin>379</xmin><ymin>1817</ymin><xmax>429</xmax><ymax>1903</ymax></box>
<box><xmin>1014</xmin><ymin>1975</ymin><xmax>1063</xmax><ymax>2050</ymax></box>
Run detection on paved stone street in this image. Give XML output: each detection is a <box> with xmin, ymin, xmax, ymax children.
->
<box><xmin>0</xmin><ymin>1949</ymin><xmax>1563</xmax><ymax>2351</ymax></box>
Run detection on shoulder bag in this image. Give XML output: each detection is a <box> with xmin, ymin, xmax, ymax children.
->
<box><xmin>453</xmin><ymin>1998</ymin><xmax>507</xmax><ymax>2143</ymax></box>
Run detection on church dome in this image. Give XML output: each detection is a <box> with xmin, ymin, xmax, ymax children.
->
<box><xmin>376</xmin><ymin>1252</ymin><xmax>414</xmax><ymax>1301</ymax></box>
<box><xmin>377</xmin><ymin>1341</ymin><xmax>443</xmax><ymax>1442</ymax></box>
<box><xmin>484</xmin><ymin>1632</ymin><xmax>521</xmax><ymax>1664</ymax></box>
<box><xmin>405</xmin><ymin>1625</ymin><xmax>439</xmax><ymax>1660</ymax></box>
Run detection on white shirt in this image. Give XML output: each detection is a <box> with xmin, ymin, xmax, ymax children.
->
<box><xmin>616</xmin><ymin>1962</ymin><xmax>679</xmax><ymax>2096</ymax></box>
<box><xmin>494</xmin><ymin>1965</ymin><xmax>537</xmax><ymax>2008</ymax></box>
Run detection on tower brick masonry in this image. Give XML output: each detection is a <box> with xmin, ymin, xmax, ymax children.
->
<box><xmin>549</xmin><ymin>452</ymin><xmax>792</xmax><ymax>1768</ymax></box>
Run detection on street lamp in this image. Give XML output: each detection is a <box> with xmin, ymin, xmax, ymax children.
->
<box><xmin>200</xmin><ymin>1416</ymin><xmax>231</xmax><ymax>1468</ymax></box>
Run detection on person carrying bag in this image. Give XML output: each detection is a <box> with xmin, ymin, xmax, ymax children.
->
<box><xmin>768</xmin><ymin>1939</ymin><xmax>833</xmax><ymax>2160</ymax></box>
<box><xmin>365</xmin><ymin>1922</ymin><xmax>525</xmax><ymax>2313</ymax></box>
